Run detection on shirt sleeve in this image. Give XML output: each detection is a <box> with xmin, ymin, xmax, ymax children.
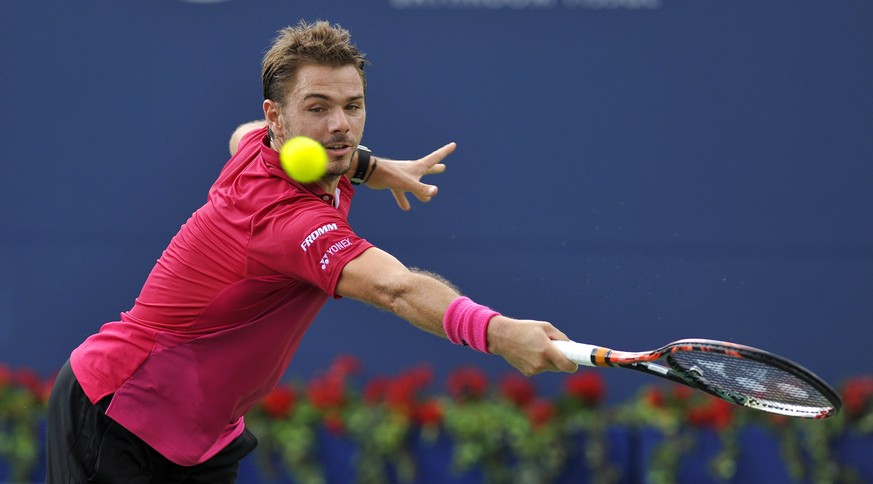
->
<box><xmin>247</xmin><ymin>200</ymin><xmax>373</xmax><ymax>297</ymax></box>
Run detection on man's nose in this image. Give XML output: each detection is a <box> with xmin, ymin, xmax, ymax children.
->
<box><xmin>328</xmin><ymin>108</ymin><xmax>350</xmax><ymax>133</ymax></box>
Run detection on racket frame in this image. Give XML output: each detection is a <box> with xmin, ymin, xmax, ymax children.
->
<box><xmin>554</xmin><ymin>338</ymin><xmax>841</xmax><ymax>419</ymax></box>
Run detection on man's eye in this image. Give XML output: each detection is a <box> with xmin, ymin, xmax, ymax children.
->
<box><xmin>346</xmin><ymin>104</ymin><xmax>361</xmax><ymax>111</ymax></box>
<box><xmin>309</xmin><ymin>106</ymin><xmax>324</xmax><ymax>113</ymax></box>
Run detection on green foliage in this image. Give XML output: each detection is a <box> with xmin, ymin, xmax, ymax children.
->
<box><xmin>0</xmin><ymin>365</ymin><xmax>51</xmax><ymax>483</ymax></box>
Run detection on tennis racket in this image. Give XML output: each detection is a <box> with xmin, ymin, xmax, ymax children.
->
<box><xmin>553</xmin><ymin>338</ymin><xmax>841</xmax><ymax>419</ymax></box>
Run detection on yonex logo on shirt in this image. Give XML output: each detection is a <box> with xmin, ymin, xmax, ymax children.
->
<box><xmin>320</xmin><ymin>237</ymin><xmax>352</xmax><ymax>270</ymax></box>
<box><xmin>300</xmin><ymin>223</ymin><xmax>338</xmax><ymax>252</ymax></box>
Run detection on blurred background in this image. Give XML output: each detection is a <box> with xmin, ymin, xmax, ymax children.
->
<box><xmin>1</xmin><ymin>0</ymin><xmax>871</xmax><ymax>404</ymax></box>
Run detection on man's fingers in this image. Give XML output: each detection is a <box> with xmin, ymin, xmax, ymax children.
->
<box><xmin>381</xmin><ymin>143</ymin><xmax>450</xmax><ymax>211</ymax></box>
<box><xmin>552</xmin><ymin>349</ymin><xmax>580</xmax><ymax>373</ymax></box>
<box><xmin>542</xmin><ymin>327</ymin><xmax>579</xmax><ymax>373</ymax></box>
<box><xmin>427</xmin><ymin>163</ymin><xmax>447</xmax><ymax>175</ymax></box>
<box><xmin>544</xmin><ymin>326</ymin><xmax>571</xmax><ymax>343</ymax></box>
<box><xmin>414</xmin><ymin>185</ymin><xmax>438</xmax><ymax>202</ymax></box>
<box><xmin>422</xmin><ymin>142</ymin><xmax>456</xmax><ymax>166</ymax></box>
<box><xmin>391</xmin><ymin>189</ymin><xmax>411</xmax><ymax>211</ymax></box>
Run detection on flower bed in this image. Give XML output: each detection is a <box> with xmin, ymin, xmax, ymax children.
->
<box><xmin>1</xmin><ymin>359</ymin><xmax>871</xmax><ymax>482</ymax></box>
<box><xmin>245</xmin><ymin>356</ymin><xmax>873</xmax><ymax>483</ymax></box>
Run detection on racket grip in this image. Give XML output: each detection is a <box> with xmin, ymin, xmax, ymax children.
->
<box><xmin>553</xmin><ymin>340</ymin><xmax>600</xmax><ymax>367</ymax></box>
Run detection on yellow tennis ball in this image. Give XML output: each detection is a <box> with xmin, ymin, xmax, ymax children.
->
<box><xmin>279</xmin><ymin>136</ymin><xmax>328</xmax><ymax>183</ymax></box>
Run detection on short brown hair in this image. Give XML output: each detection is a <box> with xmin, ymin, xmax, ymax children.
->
<box><xmin>262</xmin><ymin>20</ymin><xmax>368</xmax><ymax>103</ymax></box>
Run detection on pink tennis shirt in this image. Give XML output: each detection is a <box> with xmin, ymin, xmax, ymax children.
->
<box><xmin>70</xmin><ymin>127</ymin><xmax>373</xmax><ymax>466</ymax></box>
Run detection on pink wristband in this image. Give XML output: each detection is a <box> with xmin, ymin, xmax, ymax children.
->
<box><xmin>443</xmin><ymin>296</ymin><xmax>500</xmax><ymax>354</ymax></box>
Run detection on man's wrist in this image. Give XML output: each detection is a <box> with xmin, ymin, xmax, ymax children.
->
<box><xmin>350</xmin><ymin>145</ymin><xmax>372</xmax><ymax>185</ymax></box>
<box><xmin>443</xmin><ymin>296</ymin><xmax>500</xmax><ymax>354</ymax></box>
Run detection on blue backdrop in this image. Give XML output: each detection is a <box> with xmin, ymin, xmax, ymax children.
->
<box><xmin>1</xmin><ymin>0</ymin><xmax>871</xmax><ymax>402</ymax></box>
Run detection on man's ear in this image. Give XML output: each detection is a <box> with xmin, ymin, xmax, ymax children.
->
<box><xmin>263</xmin><ymin>99</ymin><xmax>283</xmax><ymax>136</ymax></box>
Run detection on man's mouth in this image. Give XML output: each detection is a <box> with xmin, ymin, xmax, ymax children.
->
<box><xmin>324</xmin><ymin>143</ymin><xmax>352</xmax><ymax>157</ymax></box>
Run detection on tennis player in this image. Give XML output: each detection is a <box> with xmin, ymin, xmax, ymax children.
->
<box><xmin>46</xmin><ymin>20</ymin><xmax>578</xmax><ymax>483</ymax></box>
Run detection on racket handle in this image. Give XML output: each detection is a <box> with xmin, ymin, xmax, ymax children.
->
<box><xmin>553</xmin><ymin>340</ymin><xmax>601</xmax><ymax>367</ymax></box>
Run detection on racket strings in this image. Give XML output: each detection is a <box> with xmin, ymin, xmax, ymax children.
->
<box><xmin>667</xmin><ymin>351</ymin><xmax>833</xmax><ymax>409</ymax></box>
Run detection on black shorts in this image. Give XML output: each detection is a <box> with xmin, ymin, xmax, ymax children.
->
<box><xmin>45</xmin><ymin>360</ymin><xmax>257</xmax><ymax>484</ymax></box>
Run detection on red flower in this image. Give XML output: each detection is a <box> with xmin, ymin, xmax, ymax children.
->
<box><xmin>0</xmin><ymin>364</ymin><xmax>11</xmax><ymax>389</ymax></box>
<box><xmin>687</xmin><ymin>397</ymin><xmax>734</xmax><ymax>429</ymax></box>
<box><xmin>525</xmin><ymin>399</ymin><xmax>556</xmax><ymax>428</ymax></box>
<box><xmin>385</xmin><ymin>380</ymin><xmax>417</xmax><ymax>415</ymax></box>
<box><xmin>672</xmin><ymin>384</ymin><xmax>694</xmax><ymax>403</ymax></box>
<box><xmin>12</xmin><ymin>368</ymin><xmax>45</xmax><ymax>400</ymax></box>
<box><xmin>414</xmin><ymin>399</ymin><xmax>443</xmax><ymax>427</ymax></box>
<box><xmin>842</xmin><ymin>376</ymin><xmax>873</xmax><ymax>419</ymax></box>
<box><xmin>687</xmin><ymin>406</ymin><xmax>709</xmax><ymax>426</ymax></box>
<box><xmin>328</xmin><ymin>354</ymin><xmax>362</xmax><ymax>379</ymax></box>
<box><xmin>410</xmin><ymin>366</ymin><xmax>435</xmax><ymax>389</ymax></box>
<box><xmin>363</xmin><ymin>377</ymin><xmax>390</xmax><ymax>404</ymax></box>
<box><xmin>14</xmin><ymin>368</ymin><xmax>44</xmax><ymax>396</ymax></box>
<box><xmin>385</xmin><ymin>366</ymin><xmax>433</xmax><ymax>413</ymax></box>
<box><xmin>307</xmin><ymin>373</ymin><xmax>346</xmax><ymax>409</ymax></box>
<box><xmin>709</xmin><ymin>399</ymin><xmax>734</xmax><ymax>429</ymax></box>
<box><xmin>563</xmin><ymin>371</ymin><xmax>605</xmax><ymax>405</ymax></box>
<box><xmin>262</xmin><ymin>386</ymin><xmax>296</xmax><ymax>419</ymax></box>
<box><xmin>40</xmin><ymin>372</ymin><xmax>57</xmax><ymax>403</ymax></box>
<box><xmin>323</xmin><ymin>411</ymin><xmax>345</xmax><ymax>434</ymax></box>
<box><xmin>644</xmin><ymin>387</ymin><xmax>665</xmax><ymax>408</ymax></box>
<box><xmin>446</xmin><ymin>367</ymin><xmax>489</xmax><ymax>402</ymax></box>
<box><xmin>499</xmin><ymin>373</ymin><xmax>536</xmax><ymax>407</ymax></box>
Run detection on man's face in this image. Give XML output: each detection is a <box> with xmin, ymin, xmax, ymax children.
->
<box><xmin>274</xmin><ymin>64</ymin><xmax>366</xmax><ymax>178</ymax></box>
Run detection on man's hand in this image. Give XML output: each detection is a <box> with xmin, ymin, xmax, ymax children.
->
<box><xmin>365</xmin><ymin>142</ymin><xmax>456</xmax><ymax>211</ymax></box>
<box><xmin>229</xmin><ymin>120</ymin><xmax>267</xmax><ymax>156</ymax></box>
<box><xmin>486</xmin><ymin>316</ymin><xmax>580</xmax><ymax>376</ymax></box>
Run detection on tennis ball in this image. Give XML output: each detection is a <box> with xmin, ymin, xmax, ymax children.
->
<box><xmin>280</xmin><ymin>136</ymin><xmax>328</xmax><ymax>183</ymax></box>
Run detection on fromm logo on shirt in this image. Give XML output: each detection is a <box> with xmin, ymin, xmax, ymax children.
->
<box><xmin>300</xmin><ymin>223</ymin><xmax>338</xmax><ymax>252</ymax></box>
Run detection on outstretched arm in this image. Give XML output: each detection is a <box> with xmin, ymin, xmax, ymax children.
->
<box><xmin>228</xmin><ymin>120</ymin><xmax>452</xmax><ymax>211</ymax></box>
<box><xmin>335</xmin><ymin>247</ymin><xmax>579</xmax><ymax>376</ymax></box>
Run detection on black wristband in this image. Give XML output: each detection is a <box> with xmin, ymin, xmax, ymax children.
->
<box><xmin>350</xmin><ymin>145</ymin><xmax>371</xmax><ymax>185</ymax></box>
<box><xmin>363</xmin><ymin>156</ymin><xmax>378</xmax><ymax>183</ymax></box>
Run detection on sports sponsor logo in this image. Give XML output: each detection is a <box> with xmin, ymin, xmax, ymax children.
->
<box><xmin>319</xmin><ymin>237</ymin><xmax>352</xmax><ymax>270</ymax></box>
<box><xmin>300</xmin><ymin>223</ymin><xmax>338</xmax><ymax>252</ymax></box>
